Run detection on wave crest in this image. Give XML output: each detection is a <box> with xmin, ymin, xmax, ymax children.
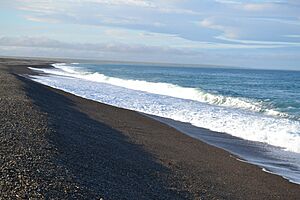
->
<box><xmin>30</xmin><ymin>63</ymin><xmax>290</xmax><ymax>119</ymax></box>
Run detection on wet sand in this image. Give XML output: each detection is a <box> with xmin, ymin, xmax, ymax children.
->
<box><xmin>1</xmin><ymin>57</ymin><xmax>299</xmax><ymax>199</ymax></box>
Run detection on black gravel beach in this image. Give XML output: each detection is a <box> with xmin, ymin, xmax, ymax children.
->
<box><xmin>1</xmin><ymin>57</ymin><xmax>299</xmax><ymax>199</ymax></box>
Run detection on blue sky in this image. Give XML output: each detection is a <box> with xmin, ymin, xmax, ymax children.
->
<box><xmin>0</xmin><ymin>0</ymin><xmax>300</xmax><ymax>69</ymax></box>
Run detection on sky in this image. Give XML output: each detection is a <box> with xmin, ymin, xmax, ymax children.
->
<box><xmin>0</xmin><ymin>0</ymin><xmax>300</xmax><ymax>70</ymax></box>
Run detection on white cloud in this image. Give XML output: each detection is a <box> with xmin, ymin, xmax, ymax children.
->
<box><xmin>242</xmin><ymin>3</ymin><xmax>273</xmax><ymax>11</ymax></box>
<box><xmin>214</xmin><ymin>0</ymin><xmax>239</xmax><ymax>4</ymax></box>
<box><xmin>216</xmin><ymin>35</ymin><xmax>300</xmax><ymax>46</ymax></box>
<box><xmin>25</xmin><ymin>16</ymin><xmax>61</xmax><ymax>23</ymax></box>
<box><xmin>87</xmin><ymin>0</ymin><xmax>199</xmax><ymax>14</ymax></box>
<box><xmin>199</xmin><ymin>18</ymin><xmax>238</xmax><ymax>39</ymax></box>
<box><xmin>95</xmin><ymin>14</ymin><xmax>165</xmax><ymax>26</ymax></box>
<box><xmin>0</xmin><ymin>36</ymin><xmax>193</xmax><ymax>55</ymax></box>
<box><xmin>17</xmin><ymin>0</ymin><xmax>198</xmax><ymax>15</ymax></box>
<box><xmin>215</xmin><ymin>0</ymin><xmax>275</xmax><ymax>11</ymax></box>
<box><xmin>82</xmin><ymin>0</ymin><xmax>156</xmax><ymax>8</ymax></box>
<box><xmin>0</xmin><ymin>34</ymin><xmax>293</xmax><ymax>53</ymax></box>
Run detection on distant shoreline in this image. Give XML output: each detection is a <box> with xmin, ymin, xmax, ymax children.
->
<box><xmin>1</xmin><ymin>57</ymin><xmax>299</xmax><ymax>199</ymax></box>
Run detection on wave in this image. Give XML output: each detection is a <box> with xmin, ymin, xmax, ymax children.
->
<box><xmin>28</xmin><ymin>72</ymin><xmax>300</xmax><ymax>153</ymax></box>
<box><xmin>30</xmin><ymin>63</ymin><xmax>290</xmax><ymax>119</ymax></box>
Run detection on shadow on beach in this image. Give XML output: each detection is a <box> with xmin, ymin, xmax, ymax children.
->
<box><xmin>17</xmin><ymin>75</ymin><xmax>188</xmax><ymax>199</ymax></box>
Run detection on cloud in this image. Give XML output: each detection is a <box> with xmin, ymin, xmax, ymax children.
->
<box><xmin>215</xmin><ymin>0</ymin><xmax>276</xmax><ymax>11</ymax></box>
<box><xmin>17</xmin><ymin>0</ymin><xmax>198</xmax><ymax>16</ymax></box>
<box><xmin>83</xmin><ymin>0</ymin><xmax>200</xmax><ymax>14</ymax></box>
<box><xmin>1</xmin><ymin>35</ymin><xmax>299</xmax><ymax>69</ymax></box>
<box><xmin>216</xmin><ymin>35</ymin><xmax>300</xmax><ymax>46</ymax></box>
<box><xmin>198</xmin><ymin>18</ymin><xmax>238</xmax><ymax>39</ymax></box>
<box><xmin>0</xmin><ymin>36</ymin><xmax>194</xmax><ymax>55</ymax></box>
<box><xmin>15</xmin><ymin>0</ymin><xmax>298</xmax><ymax>45</ymax></box>
<box><xmin>18</xmin><ymin>0</ymin><xmax>156</xmax><ymax>9</ymax></box>
<box><xmin>252</xmin><ymin>17</ymin><xmax>300</xmax><ymax>26</ymax></box>
<box><xmin>285</xmin><ymin>35</ymin><xmax>300</xmax><ymax>38</ymax></box>
<box><xmin>0</xmin><ymin>34</ymin><xmax>293</xmax><ymax>53</ymax></box>
<box><xmin>214</xmin><ymin>0</ymin><xmax>239</xmax><ymax>4</ymax></box>
<box><xmin>94</xmin><ymin>14</ymin><xmax>165</xmax><ymax>26</ymax></box>
<box><xmin>80</xmin><ymin>0</ymin><xmax>156</xmax><ymax>8</ymax></box>
<box><xmin>242</xmin><ymin>3</ymin><xmax>274</xmax><ymax>11</ymax></box>
<box><xmin>25</xmin><ymin>16</ymin><xmax>61</xmax><ymax>23</ymax></box>
<box><xmin>16</xmin><ymin>0</ymin><xmax>200</xmax><ymax>39</ymax></box>
<box><xmin>2</xmin><ymin>0</ymin><xmax>300</xmax><ymax>69</ymax></box>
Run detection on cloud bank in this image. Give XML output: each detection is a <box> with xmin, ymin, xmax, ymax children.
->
<box><xmin>0</xmin><ymin>0</ymin><xmax>299</xmax><ymax>69</ymax></box>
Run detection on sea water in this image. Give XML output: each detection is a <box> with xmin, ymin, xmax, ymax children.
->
<box><xmin>29</xmin><ymin>62</ymin><xmax>300</xmax><ymax>184</ymax></box>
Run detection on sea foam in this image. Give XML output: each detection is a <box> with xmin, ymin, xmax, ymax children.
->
<box><xmin>31</xmin><ymin>63</ymin><xmax>290</xmax><ymax>119</ymax></box>
<box><xmin>29</xmin><ymin>64</ymin><xmax>300</xmax><ymax>153</ymax></box>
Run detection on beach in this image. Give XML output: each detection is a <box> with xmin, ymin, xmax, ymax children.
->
<box><xmin>1</xmin><ymin>57</ymin><xmax>300</xmax><ymax>199</ymax></box>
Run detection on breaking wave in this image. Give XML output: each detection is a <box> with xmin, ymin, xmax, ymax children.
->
<box><xmin>30</xmin><ymin>63</ymin><xmax>290</xmax><ymax>119</ymax></box>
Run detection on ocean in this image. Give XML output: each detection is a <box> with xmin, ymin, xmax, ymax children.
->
<box><xmin>29</xmin><ymin>62</ymin><xmax>300</xmax><ymax>184</ymax></box>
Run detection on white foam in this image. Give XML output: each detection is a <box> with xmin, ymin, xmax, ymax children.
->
<box><xmin>29</xmin><ymin>63</ymin><xmax>289</xmax><ymax>119</ymax></box>
<box><xmin>29</xmin><ymin>73</ymin><xmax>300</xmax><ymax>153</ymax></box>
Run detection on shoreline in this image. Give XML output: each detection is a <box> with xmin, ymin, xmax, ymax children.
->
<box><xmin>1</xmin><ymin>57</ymin><xmax>299</xmax><ymax>199</ymax></box>
<box><xmin>151</xmin><ymin>114</ymin><xmax>300</xmax><ymax>185</ymax></box>
<box><xmin>30</xmin><ymin>60</ymin><xmax>300</xmax><ymax>184</ymax></box>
